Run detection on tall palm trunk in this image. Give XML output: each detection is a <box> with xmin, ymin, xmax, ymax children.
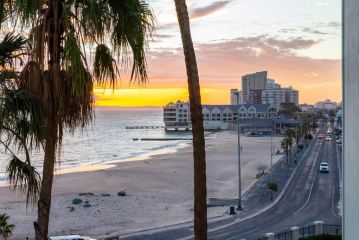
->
<box><xmin>174</xmin><ymin>1</ymin><xmax>207</xmax><ymax>239</ymax></box>
<box><xmin>34</xmin><ymin>1</ymin><xmax>64</xmax><ymax>239</ymax></box>
<box><xmin>34</xmin><ymin>118</ymin><xmax>58</xmax><ymax>240</ymax></box>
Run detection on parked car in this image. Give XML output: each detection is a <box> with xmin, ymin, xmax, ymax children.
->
<box><xmin>325</xmin><ymin>136</ymin><xmax>332</xmax><ymax>141</ymax></box>
<box><xmin>319</xmin><ymin>162</ymin><xmax>329</xmax><ymax>173</ymax></box>
<box><xmin>336</xmin><ymin>139</ymin><xmax>342</xmax><ymax>144</ymax></box>
<box><xmin>318</xmin><ymin>134</ymin><xmax>324</xmax><ymax>139</ymax></box>
<box><xmin>49</xmin><ymin>235</ymin><xmax>96</xmax><ymax>240</ymax></box>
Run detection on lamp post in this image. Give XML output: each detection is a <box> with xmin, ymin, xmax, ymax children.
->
<box><xmin>270</xmin><ymin>129</ymin><xmax>273</xmax><ymax>183</ymax></box>
<box><xmin>237</xmin><ymin>103</ymin><xmax>243</xmax><ymax>210</ymax></box>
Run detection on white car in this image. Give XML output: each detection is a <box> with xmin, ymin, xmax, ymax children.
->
<box><xmin>49</xmin><ymin>235</ymin><xmax>96</xmax><ymax>240</ymax></box>
<box><xmin>319</xmin><ymin>162</ymin><xmax>329</xmax><ymax>173</ymax></box>
<box><xmin>325</xmin><ymin>136</ymin><xmax>332</xmax><ymax>141</ymax></box>
<box><xmin>336</xmin><ymin>139</ymin><xmax>342</xmax><ymax>144</ymax></box>
<box><xmin>327</xmin><ymin>129</ymin><xmax>332</xmax><ymax>134</ymax></box>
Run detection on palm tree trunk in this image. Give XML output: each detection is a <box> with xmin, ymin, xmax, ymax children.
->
<box><xmin>34</xmin><ymin>119</ymin><xmax>58</xmax><ymax>240</ymax></box>
<box><xmin>35</xmin><ymin>1</ymin><xmax>63</xmax><ymax>239</ymax></box>
<box><xmin>174</xmin><ymin>1</ymin><xmax>208</xmax><ymax>239</ymax></box>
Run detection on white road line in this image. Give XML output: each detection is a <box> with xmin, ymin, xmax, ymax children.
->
<box><xmin>291</xmin><ymin>142</ymin><xmax>322</xmax><ymax>216</ymax></box>
<box><xmin>179</xmin><ymin>139</ymin><xmax>316</xmax><ymax>240</ymax></box>
<box><xmin>227</xmin><ymin>227</ymin><xmax>261</xmax><ymax>240</ymax></box>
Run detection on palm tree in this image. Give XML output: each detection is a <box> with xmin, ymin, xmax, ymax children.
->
<box><xmin>1</xmin><ymin>1</ymin><xmax>154</xmax><ymax>239</ymax></box>
<box><xmin>285</xmin><ymin>129</ymin><xmax>295</xmax><ymax>161</ymax></box>
<box><xmin>281</xmin><ymin>137</ymin><xmax>292</xmax><ymax>167</ymax></box>
<box><xmin>0</xmin><ymin>17</ymin><xmax>43</xmax><ymax>205</ymax></box>
<box><xmin>0</xmin><ymin>214</ymin><xmax>15</xmax><ymax>240</ymax></box>
<box><xmin>174</xmin><ymin>1</ymin><xmax>208</xmax><ymax>239</ymax></box>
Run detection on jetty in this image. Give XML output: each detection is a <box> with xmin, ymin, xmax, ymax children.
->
<box><xmin>126</xmin><ymin>126</ymin><xmax>165</xmax><ymax>129</ymax></box>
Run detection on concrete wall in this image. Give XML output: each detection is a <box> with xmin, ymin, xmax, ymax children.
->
<box><xmin>203</xmin><ymin>121</ymin><xmax>230</xmax><ymax>130</ymax></box>
<box><xmin>343</xmin><ymin>1</ymin><xmax>359</xmax><ymax>239</ymax></box>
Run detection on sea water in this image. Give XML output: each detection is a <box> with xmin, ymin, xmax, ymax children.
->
<box><xmin>0</xmin><ymin>107</ymin><xmax>193</xmax><ymax>185</ymax></box>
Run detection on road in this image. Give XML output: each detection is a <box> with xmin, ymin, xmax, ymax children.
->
<box><xmin>120</xmin><ymin>126</ymin><xmax>341</xmax><ymax>240</ymax></box>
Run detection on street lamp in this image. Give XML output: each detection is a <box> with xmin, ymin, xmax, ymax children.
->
<box><xmin>237</xmin><ymin>103</ymin><xmax>243</xmax><ymax>210</ymax></box>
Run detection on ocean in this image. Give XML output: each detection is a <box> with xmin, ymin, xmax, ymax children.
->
<box><xmin>0</xmin><ymin>107</ymin><xmax>193</xmax><ymax>185</ymax></box>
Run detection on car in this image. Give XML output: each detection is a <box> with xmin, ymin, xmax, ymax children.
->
<box><xmin>49</xmin><ymin>235</ymin><xmax>96</xmax><ymax>240</ymax></box>
<box><xmin>326</xmin><ymin>136</ymin><xmax>332</xmax><ymax>141</ymax></box>
<box><xmin>319</xmin><ymin>162</ymin><xmax>329</xmax><ymax>173</ymax></box>
<box><xmin>318</xmin><ymin>134</ymin><xmax>324</xmax><ymax>139</ymax></box>
<box><xmin>327</xmin><ymin>128</ymin><xmax>332</xmax><ymax>133</ymax></box>
<box><xmin>336</xmin><ymin>139</ymin><xmax>342</xmax><ymax>144</ymax></box>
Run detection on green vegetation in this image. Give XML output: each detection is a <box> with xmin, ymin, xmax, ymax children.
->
<box><xmin>0</xmin><ymin>214</ymin><xmax>15</xmax><ymax>240</ymax></box>
<box><xmin>79</xmin><ymin>192</ymin><xmax>94</xmax><ymax>196</ymax></box>
<box><xmin>100</xmin><ymin>193</ymin><xmax>111</xmax><ymax>197</ymax></box>
<box><xmin>117</xmin><ymin>191</ymin><xmax>126</xmax><ymax>196</ymax></box>
<box><xmin>1</xmin><ymin>1</ymin><xmax>154</xmax><ymax>238</ymax></box>
<box><xmin>72</xmin><ymin>199</ymin><xmax>83</xmax><ymax>205</ymax></box>
<box><xmin>279</xmin><ymin>102</ymin><xmax>301</xmax><ymax>117</ymax></box>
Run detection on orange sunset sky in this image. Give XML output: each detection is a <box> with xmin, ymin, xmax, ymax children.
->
<box><xmin>95</xmin><ymin>0</ymin><xmax>341</xmax><ymax>107</ymax></box>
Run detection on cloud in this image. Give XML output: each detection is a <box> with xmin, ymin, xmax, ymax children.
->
<box><xmin>190</xmin><ymin>1</ymin><xmax>231</xmax><ymax>19</ymax></box>
<box><xmin>145</xmin><ymin>35</ymin><xmax>340</xmax><ymax>103</ymax></box>
<box><xmin>302</xmin><ymin>28</ymin><xmax>328</xmax><ymax>35</ymax></box>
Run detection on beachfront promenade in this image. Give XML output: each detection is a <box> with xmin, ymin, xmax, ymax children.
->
<box><xmin>118</xmin><ymin>125</ymin><xmax>341</xmax><ymax>240</ymax></box>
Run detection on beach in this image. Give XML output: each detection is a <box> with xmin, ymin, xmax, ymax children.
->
<box><xmin>0</xmin><ymin>131</ymin><xmax>282</xmax><ymax>239</ymax></box>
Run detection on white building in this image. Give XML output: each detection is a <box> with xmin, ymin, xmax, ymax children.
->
<box><xmin>262</xmin><ymin>87</ymin><xmax>299</xmax><ymax>109</ymax></box>
<box><xmin>314</xmin><ymin>99</ymin><xmax>337</xmax><ymax>110</ymax></box>
<box><xmin>230</xmin><ymin>89</ymin><xmax>243</xmax><ymax>105</ymax></box>
<box><xmin>164</xmin><ymin>101</ymin><xmax>277</xmax><ymax>130</ymax></box>
<box><xmin>267</xmin><ymin>78</ymin><xmax>281</xmax><ymax>89</ymax></box>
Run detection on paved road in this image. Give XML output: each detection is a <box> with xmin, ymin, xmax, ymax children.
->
<box><xmin>209</xmin><ymin>127</ymin><xmax>341</xmax><ymax>239</ymax></box>
<box><xmin>119</xmin><ymin>126</ymin><xmax>341</xmax><ymax>240</ymax></box>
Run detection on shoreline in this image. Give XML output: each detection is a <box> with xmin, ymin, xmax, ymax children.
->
<box><xmin>0</xmin><ymin>131</ymin><xmax>283</xmax><ymax>239</ymax></box>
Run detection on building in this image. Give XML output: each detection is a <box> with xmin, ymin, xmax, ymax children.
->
<box><xmin>314</xmin><ymin>99</ymin><xmax>337</xmax><ymax>110</ymax></box>
<box><xmin>163</xmin><ymin>101</ymin><xmax>191</xmax><ymax>129</ymax></box>
<box><xmin>163</xmin><ymin>101</ymin><xmax>278</xmax><ymax>130</ymax></box>
<box><xmin>242</xmin><ymin>71</ymin><xmax>268</xmax><ymax>103</ymax></box>
<box><xmin>230</xmin><ymin>89</ymin><xmax>243</xmax><ymax>105</ymax></box>
<box><xmin>298</xmin><ymin>103</ymin><xmax>315</xmax><ymax>112</ymax></box>
<box><xmin>267</xmin><ymin>78</ymin><xmax>281</xmax><ymax>89</ymax></box>
<box><xmin>261</xmin><ymin>87</ymin><xmax>299</xmax><ymax>109</ymax></box>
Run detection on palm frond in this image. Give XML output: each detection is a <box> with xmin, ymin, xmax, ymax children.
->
<box><xmin>0</xmin><ymin>213</ymin><xmax>15</xmax><ymax>239</ymax></box>
<box><xmin>14</xmin><ymin>0</ymin><xmax>42</xmax><ymax>25</ymax></box>
<box><xmin>63</xmin><ymin>30</ymin><xmax>89</xmax><ymax>96</ymax></box>
<box><xmin>6</xmin><ymin>155</ymin><xmax>41</xmax><ymax>205</ymax></box>
<box><xmin>0</xmin><ymin>33</ymin><xmax>28</xmax><ymax>67</ymax></box>
<box><xmin>108</xmin><ymin>0</ymin><xmax>154</xmax><ymax>84</ymax></box>
<box><xmin>94</xmin><ymin>44</ymin><xmax>118</xmax><ymax>86</ymax></box>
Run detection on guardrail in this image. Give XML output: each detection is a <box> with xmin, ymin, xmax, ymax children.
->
<box><xmin>256</xmin><ymin>222</ymin><xmax>341</xmax><ymax>240</ymax></box>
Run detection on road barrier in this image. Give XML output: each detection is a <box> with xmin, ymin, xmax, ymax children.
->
<box><xmin>258</xmin><ymin>221</ymin><xmax>341</xmax><ymax>240</ymax></box>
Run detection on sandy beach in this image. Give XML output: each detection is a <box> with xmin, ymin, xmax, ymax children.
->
<box><xmin>0</xmin><ymin>131</ymin><xmax>282</xmax><ymax>239</ymax></box>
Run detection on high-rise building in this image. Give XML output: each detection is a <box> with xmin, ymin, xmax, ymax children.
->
<box><xmin>242</xmin><ymin>71</ymin><xmax>268</xmax><ymax>103</ymax></box>
<box><xmin>230</xmin><ymin>89</ymin><xmax>243</xmax><ymax>105</ymax></box>
<box><xmin>262</xmin><ymin>87</ymin><xmax>299</xmax><ymax>108</ymax></box>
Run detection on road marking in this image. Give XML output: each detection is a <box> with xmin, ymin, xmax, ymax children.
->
<box><xmin>331</xmin><ymin>186</ymin><xmax>341</xmax><ymax>219</ymax></box>
<box><xmin>291</xmin><ymin>142</ymin><xmax>322</xmax><ymax>216</ymax></box>
<box><xmin>227</xmin><ymin>227</ymin><xmax>261</xmax><ymax>240</ymax></box>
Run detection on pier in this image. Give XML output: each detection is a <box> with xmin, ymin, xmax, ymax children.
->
<box><xmin>126</xmin><ymin>126</ymin><xmax>165</xmax><ymax>129</ymax></box>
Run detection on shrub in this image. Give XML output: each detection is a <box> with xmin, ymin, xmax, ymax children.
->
<box><xmin>79</xmin><ymin>192</ymin><xmax>94</xmax><ymax>196</ymax></box>
<box><xmin>117</xmin><ymin>191</ymin><xmax>126</xmax><ymax>196</ymax></box>
<box><xmin>72</xmin><ymin>198</ymin><xmax>83</xmax><ymax>205</ymax></box>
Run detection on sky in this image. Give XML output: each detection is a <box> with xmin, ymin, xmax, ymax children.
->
<box><xmin>95</xmin><ymin>0</ymin><xmax>342</xmax><ymax>107</ymax></box>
